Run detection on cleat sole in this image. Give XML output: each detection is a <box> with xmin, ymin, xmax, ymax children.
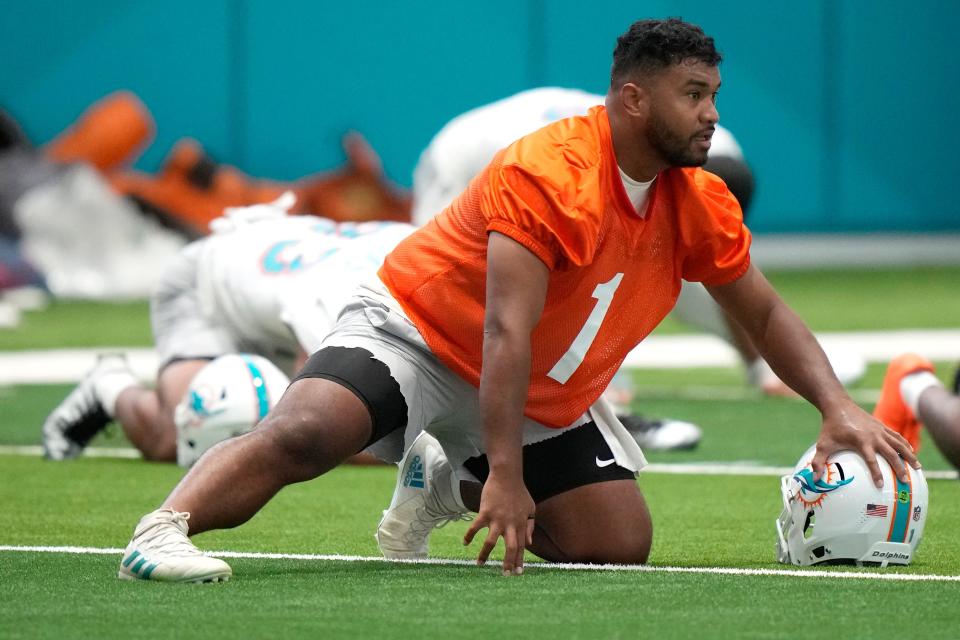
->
<box><xmin>117</xmin><ymin>569</ymin><xmax>231</xmax><ymax>584</ymax></box>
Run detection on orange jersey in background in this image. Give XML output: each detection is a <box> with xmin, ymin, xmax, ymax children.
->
<box><xmin>380</xmin><ymin>106</ymin><xmax>750</xmax><ymax>427</ymax></box>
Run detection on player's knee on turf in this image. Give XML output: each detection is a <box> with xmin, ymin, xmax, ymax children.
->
<box><xmin>537</xmin><ymin>479</ymin><xmax>653</xmax><ymax>565</ymax></box>
<box><xmin>605</xmin><ymin>520</ymin><xmax>653</xmax><ymax>565</ymax></box>
<box><xmin>566</xmin><ymin>513</ymin><xmax>652</xmax><ymax>565</ymax></box>
<box><xmin>465</xmin><ymin>424</ymin><xmax>652</xmax><ymax>564</ymax></box>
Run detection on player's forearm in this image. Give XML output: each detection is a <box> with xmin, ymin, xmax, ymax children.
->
<box><xmin>479</xmin><ymin>329</ymin><xmax>530</xmax><ymax>480</ymax></box>
<box><xmin>751</xmin><ymin>302</ymin><xmax>849</xmax><ymax>413</ymax></box>
<box><xmin>710</xmin><ymin>265</ymin><xmax>852</xmax><ymax>415</ymax></box>
<box><xmin>478</xmin><ymin>232</ymin><xmax>548</xmax><ymax>479</ymax></box>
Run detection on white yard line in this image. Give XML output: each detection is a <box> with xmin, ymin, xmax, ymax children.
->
<box><xmin>2</xmin><ymin>328</ymin><xmax>958</xmax><ymax>385</ymax></box>
<box><xmin>1</xmin><ymin>544</ymin><xmax>957</xmax><ymax>582</ymax></box>
<box><xmin>3</xmin><ymin>444</ymin><xmax>956</xmax><ymax>479</ymax></box>
<box><xmin>0</xmin><ymin>348</ymin><xmax>158</xmax><ymax>385</ymax></box>
<box><xmin>641</xmin><ymin>461</ymin><xmax>959</xmax><ymax>480</ymax></box>
<box><xmin>0</xmin><ymin>445</ymin><xmax>141</xmax><ymax>459</ymax></box>
<box><xmin>622</xmin><ymin>329</ymin><xmax>960</xmax><ymax>369</ymax></box>
<box><xmin>749</xmin><ymin>233</ymin><xmax>960</xmax><ymax>269</ymax></box>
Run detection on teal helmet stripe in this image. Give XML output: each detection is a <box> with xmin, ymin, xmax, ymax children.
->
<box><xmin>240</xmin><ymin>355</ymin><xmax>271</xmax><ymax>420</ymax></box>
<box><xmin>888</xmin><ymin>470</ymin><xmax>913</xmax><ymax>543</ymax></box>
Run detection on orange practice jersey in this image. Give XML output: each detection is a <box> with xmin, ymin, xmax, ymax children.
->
<box><xmin>380</xmin><ymin>106</ymin><xmax>750</xmax><ymax>427</ymax></box>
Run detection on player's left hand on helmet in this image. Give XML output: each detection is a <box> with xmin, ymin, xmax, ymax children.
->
<box><xmin>812</xmin><ymin>398</ymin><xmax>921</xmax><ymax>488</ymax></box>
<box><xmin>463</xmin><ymin>472</ymin><xmax>535</xmax><ymax>576</ymax></box>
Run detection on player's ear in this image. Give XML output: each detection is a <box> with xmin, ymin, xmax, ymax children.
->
<box><xmin>618</xmin><ymin>82</ymin><xmax>648</xmax><ymax>119</ymax></box>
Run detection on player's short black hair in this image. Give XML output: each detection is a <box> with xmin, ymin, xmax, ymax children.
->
<box><xmin>611</xmin><ymin>18</ymin><xmax>722</xmax><ymax>85</ymax></box>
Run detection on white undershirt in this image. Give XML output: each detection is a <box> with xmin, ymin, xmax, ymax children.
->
<box><xmin>618</xmin><ymin>166</ymin><xmax>655</xmax><ymax>217</ymax></box>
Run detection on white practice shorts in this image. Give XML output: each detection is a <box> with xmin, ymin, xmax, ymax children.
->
<box><xmin>309</xmin><ymin>284</ymin><xmax>647</xmax><ymax>476</ymax></box>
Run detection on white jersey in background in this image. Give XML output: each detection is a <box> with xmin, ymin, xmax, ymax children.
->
<box><xmin>194</xmin><ymin>200</ymin><xmax>416</xmax><ymax>370</ymax></box>
<box><xmin>42</xmin><ymin>195</ymin><xmax>416</xmax><ymax>466</ymax></box>
<box><xmin>411</xmin><ymin>86</ymin><xmax>743</xmax><ymax>225</ymax></box>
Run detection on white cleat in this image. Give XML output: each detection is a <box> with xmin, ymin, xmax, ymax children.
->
<box><xmin>118</xmin><ymin>509</ymin><xmax>232</xmax><ymax>583</ymax></box>
<box><xmin>42</xmin><ymin>354</ymin><xmax>133</xmax><ymax>460</ymax></box>
<box><xmin>747</xmin><ymin>348</ymin><xmax>867</xmax><ymax>397</ymax></box>
<box><xmin>376</xmin><ymin>431</ymin><xmax>470</xmax><ymax>560</ymax></box>
<box><xmin>823</xmin><ymin>345</ymin><xmax>867</xmax><ymax>388</ymax></box>
<box><xmin>620</xmin><ymin>414</ymin><xmax>702</xmax><ymax>451</ymax></box>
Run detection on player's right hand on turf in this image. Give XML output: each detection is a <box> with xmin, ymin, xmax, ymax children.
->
<box><xmin>463</xmin><ymin>472</ymin><xmax>535</xmax><ymax>576</ymax></box>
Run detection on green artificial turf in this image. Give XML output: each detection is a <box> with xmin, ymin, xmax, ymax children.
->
<box><xmin>2</xmin><ymin>456</ymin><xmax>959</xmax><ymax>640</ymax></box>
<box><xmin>0</xmin><ymin>299</ymin><xmax>152</xmax><ymax>350</ymax></box>
<box><xmin>3</xmin><ymin>552</ymin><xmax>960</xmax><ymax>640</ymax></box>
<box><xmin>651</xmin><ymin>266</ymin><xmax>960</xmax><ymax>335</ymax></box>
<box><xmin>2</xmin><ymin>265</ymin><xmax>959</xmax><ymax>638</ymax></box>
<box><xmin>765</xmin><ymin>266</ymin><xmax>960</xmax><ymax>332</ymax></box>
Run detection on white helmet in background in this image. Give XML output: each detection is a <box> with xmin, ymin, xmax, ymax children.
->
<box><xmin>775</xmin><ymin>444</ymin><xmax>928</xmax><ymax>567</ymax></box>
<box><xmin>174</xmin><ymin>354</ymin><xmax>289</xmax><ymax>468</ymax></box>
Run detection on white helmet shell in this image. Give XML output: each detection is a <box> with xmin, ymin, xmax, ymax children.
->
<box><xmin>776</xmin><ymin>444</ymin><xmax>928</xmax><ymax>567</ymax></box>
<box><xmin>174</xmin><ymin>354</ymin><xmax>289</xmax><ymax>468</ymax></box>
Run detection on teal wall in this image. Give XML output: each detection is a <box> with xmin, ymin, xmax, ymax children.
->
<box><xmin>2</xmin><ymin>1</ymin><xmax>958</xmax><ymax>232</ymax></box>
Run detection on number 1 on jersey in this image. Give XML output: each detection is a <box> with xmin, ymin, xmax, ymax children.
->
<box><xmin>547</xmin><ymin>273</ymin><xmax>624</xmax><ymax>384</ymax></box>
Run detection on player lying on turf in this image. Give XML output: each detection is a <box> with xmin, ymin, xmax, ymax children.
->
<box><xmin>42</xmin><ymin>195</ymin><xmax>698</xmax><ymax>465</ymax></box>
<box><xmin>410</xmin><ymin>87</ymin><xmax>865</xmax><ymax>397</ymax></box>
<box><xmin>874</xmin><ymin>354</ymin><xmax>960</xmax><ymax>470</ymax></box>
<box><xmin>116</xmin><ymin>18</ymin><xmax>917</xmax><ymax>583</ymax></box>
<box><xmin>41</xmin><ymin>194</ymin><xmax>416</xmax><ymax>463</ymax></box>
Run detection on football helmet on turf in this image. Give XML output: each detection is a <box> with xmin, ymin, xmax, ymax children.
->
<box><xmin>174</xmin><ymin>354</ymin><xmax>289</xmax><ymax>468</ymax></box>
<box><xmin>775</xmin><ymin>444</ymin><xmax>928</xmax><ymax>567</ymax></box>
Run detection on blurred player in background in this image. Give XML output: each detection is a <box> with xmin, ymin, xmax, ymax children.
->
<box><xmin>412</xmin><ymin>87</ymin><xmax>862</xmax><ymax>396</ymax></box>
<box><xmin>116</xmin><ymin>18</ymin><xmax>915</xmax><ymax>583</ymax></box>
<box><xmin>874</xmin><ymin>354</ymin><xmax>960</xmax><ymax>470</ymax></box>
<box><xmin>41</xmin><ymin>194</ymin><xmax>416</xmax><ymax>463</ymax></box>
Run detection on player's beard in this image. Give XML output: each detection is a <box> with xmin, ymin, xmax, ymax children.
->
<box><xmin>646</xmin><ymin>110</ymin><xmax>709</xmax><ymax>168</ymax></box>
